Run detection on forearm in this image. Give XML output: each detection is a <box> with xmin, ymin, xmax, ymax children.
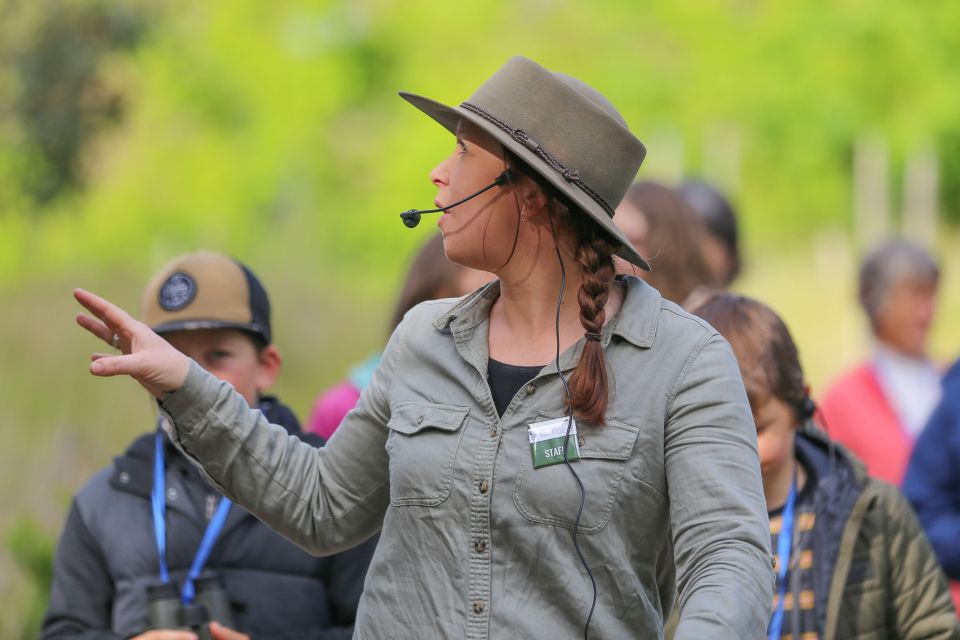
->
<box><xmin>161</xmin><ymin>361</ymin><xmax>389</xmax><ymax>555</ymax></box>
<box><xmin>672</xmin><ymin>545</ymin><xmax>772</xmax><ymax>639</ymax></box>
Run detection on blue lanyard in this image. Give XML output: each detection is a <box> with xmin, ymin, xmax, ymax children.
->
<box><xmin>152</xmin><ymin>429</ymin><xmax>233</xmax><ymax>604</ymax></box>
<box><xmin>768</xmin><ymin>477</ymin><xmax>797</xmax><ymax>640</ymax></box>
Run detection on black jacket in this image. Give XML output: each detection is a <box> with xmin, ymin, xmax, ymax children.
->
<box><xmin>42</xmin><ymin>397</ymin><xmax>377</xmax><ymax>639</ymax></box>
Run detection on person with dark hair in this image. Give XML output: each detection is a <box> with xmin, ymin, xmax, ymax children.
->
<box><xmin>677</xmin><ymin>179</ymin><xmax>741</xmax><ymax>286</ymax></box>
<box><xmin>819</xmin><ymin>239</ymin><xmax>942</xmax><ymax>485</ymax></box>
<box><xmin>73</xmin><ymin>57</ymin><xmax>773</xmax><ymax>637</ymax></box>
<box><xmin>44</xmin><ymin>252</ymin><xmax>374</xmax><ymax>640</ymax></box>
<box><xmin>613</xmin><ymin>181</ymin><xmax>715</xmax><ymax>305</ymax></box>
<box><xmin>691</xmin><ymin>292</ymin><xmax>958</xmax><ymax>639</ymax></box>
<box><xmin>308</xmin><ymin>233</ymin><xmax>493</xmax><ymax>440</ymax></box>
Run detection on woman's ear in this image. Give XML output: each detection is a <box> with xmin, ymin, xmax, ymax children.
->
<box><xmin>513</xmin><ymin>178</ymin><xmax>548</xmax><ymax>220</ymax></box>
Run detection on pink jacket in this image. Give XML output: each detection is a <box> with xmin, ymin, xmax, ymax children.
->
<box><xmin>308</xmin><ymin>381</ymin><xmax>362</xmax><ymax>442</ymax></box>
<box><xmin>308</xmin><ymin>354</ymin><xmax>381</xmax><ymax>441</ymax></box>
<box><xmin>819</xmin><ymin>363</ymin><xmax>912</xmax><ymax>486</ymax></box>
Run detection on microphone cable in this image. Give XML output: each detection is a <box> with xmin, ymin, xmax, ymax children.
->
<box><xmin>548</xmin><ymin>213</ymin><xmax>598</xmax><ymax>640</ymax></box>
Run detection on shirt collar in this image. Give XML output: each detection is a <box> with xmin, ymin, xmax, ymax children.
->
<box><xmin>432</xmin><ymin>275</ymin><xmax>661</xmax><ymax>349</ymax></box>
<box><xmin>607</xmin><ymin>275</ymin><xmax>661</xmax><ymax>348</ymax></box>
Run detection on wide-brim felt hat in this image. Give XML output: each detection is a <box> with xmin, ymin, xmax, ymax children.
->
<box><xmin>400</xmin><ymin>56</ymin><xmax>650</xmax><ymax>271</ymax></box>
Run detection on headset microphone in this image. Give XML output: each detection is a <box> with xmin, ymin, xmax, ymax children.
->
<box><xmin>400</xmin><ymin>171</ymin><xmax>511</xmax><ymax>228</ymax></box>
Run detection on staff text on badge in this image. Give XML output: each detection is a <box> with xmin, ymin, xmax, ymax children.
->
<box><xmin>528</xmin><ymin>417</ymin><xmax>581</xmax><ymax>469</ymax></box>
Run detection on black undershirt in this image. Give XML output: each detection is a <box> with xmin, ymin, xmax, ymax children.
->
<box><xmin>488</xmin><ymin>358</ymin><xmax>544</xmax><ymax>417</ymax></box>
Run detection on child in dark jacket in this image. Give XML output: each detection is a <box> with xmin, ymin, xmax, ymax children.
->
<box><xmin>43</xmin><ymin>252</ymin><xmax>376</xmax><ymax>640</ymax></box>
<box><xmin>691</xmin><ymin>293</ymin><xmax>958</xmax><ymax>640</ymax></box>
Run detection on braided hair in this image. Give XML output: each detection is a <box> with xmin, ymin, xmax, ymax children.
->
<box><xmin>506</xmin><ymin>152</ymin><xmax>617</xmax><ymax>425</ymax></box>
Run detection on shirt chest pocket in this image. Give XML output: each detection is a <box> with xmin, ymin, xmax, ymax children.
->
<box><xmin>385</xmin><ymin>401</ymin><xmax>470</xmax><ymax>507</ymax></box>
<box><xmin>513</xmin><ymin>414</ymin><xmax>640</xmax><ymax>534</ymax></box>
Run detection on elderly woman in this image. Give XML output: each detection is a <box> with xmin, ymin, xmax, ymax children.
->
<box><xmin>820</xmin><ymin>239</ymin><xmax>942</xmax><ymax>486</ymax></box>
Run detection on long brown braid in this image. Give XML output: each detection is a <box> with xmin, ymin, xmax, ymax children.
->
<box><xmin>567</xmin><ymin>229</ymin><xmax>617</xmax><ymax>425</ymax></box>
<box><xmin>506</xmin><ymin>151</ymin><xmax>618</xmax><ymax>425</ymax></box>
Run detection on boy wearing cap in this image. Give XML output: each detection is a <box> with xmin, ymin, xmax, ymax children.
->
<box><xmin>43</xmin><ymin>252</ymin><xmax>375</xmax><ymax>640</ymax></box>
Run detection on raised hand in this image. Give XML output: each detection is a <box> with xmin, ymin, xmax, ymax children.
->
<box><xmin>74</xmin><ymin>288</ymin><xmax>191</xmax><ymax>399</ymax></box>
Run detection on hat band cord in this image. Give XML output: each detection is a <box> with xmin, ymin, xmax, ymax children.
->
<box><xmin>460</xmin><ymin>102</ymin><xmax>615</xmax><ymax>218</ymax></box>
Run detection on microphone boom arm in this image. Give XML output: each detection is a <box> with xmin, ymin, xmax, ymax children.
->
<box><xmin>400</xmin><ymin>171</ymin><xmax>510</xmax><ymax>228</ymax></box>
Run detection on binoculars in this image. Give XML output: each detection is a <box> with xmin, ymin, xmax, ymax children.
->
<box><xmin>146</xmin><ymin>573</ymin><xmax>235</xmax><ymax>639</ymax></box>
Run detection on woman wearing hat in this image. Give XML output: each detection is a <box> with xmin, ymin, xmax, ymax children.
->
<box><xmin>75</xmin><ymin>57</ymin><xmax>772</xmax><ymax>638</ymax></box>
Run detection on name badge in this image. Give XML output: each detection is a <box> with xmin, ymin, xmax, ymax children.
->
<box><xmin>528</xmin><ymin>417</ymin><xmax>581</xmax><ymax>469</ymax></box>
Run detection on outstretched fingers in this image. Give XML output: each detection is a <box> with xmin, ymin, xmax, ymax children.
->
<box><xmin>89</xmin><ymin>352</ymin><xmax>144</xmax><ymax>378</ymax></box>
<box><xmin>74</xmin><ymin>287</ymin><xmax>192</xmax><ymax>398</ymax></box>
<box><xmin>74</xmin><ymin>288</ymin><xmax>131</xmax><ymax>324</ymax></box>
<box><xmin>74</xmin><ymin>288</ymin><xmax>138</xmax><ymax>345</ymax></box>
<box><xmin>76</xmin><ymin>312</ymin><xmax>114</xmax><ymax>345</ymax></box>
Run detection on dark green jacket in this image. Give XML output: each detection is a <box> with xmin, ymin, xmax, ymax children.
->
<box><xmin>666</xmin><ymin>422</ymin><xmax>960</xmax><ymax>639</ymax></box>
<box><xmin>792</xmin><ymin>423</ymin><xmax>958</xmax><ymax>639</ymax></box>
<box><xmin>667</xmin><ymin>423</ymin><xmax>958</xmax><ymax>639</ymax></box>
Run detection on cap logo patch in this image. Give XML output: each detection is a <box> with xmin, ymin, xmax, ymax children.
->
<box><xmin>159</xmin><ymin>271</ymin><xmax>197</xmax><ymax>311</ymax></box>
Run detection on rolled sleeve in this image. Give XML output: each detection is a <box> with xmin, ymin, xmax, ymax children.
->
<box><xmin>158</xmin><ymin>322</ymin><xmax>406</xmax><ymax>556</ymax></box>
<box><xmin>665</xmin><ymin>334</ymin><xmax>773</xmax><ymax>639</ymax></box>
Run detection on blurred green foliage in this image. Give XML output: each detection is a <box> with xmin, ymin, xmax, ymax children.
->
<box><xmin>0</xmin><ymin>0</ymin><xmax>148</xmax><ymax>204</ymax></box>
<box><xmin>2</xmin><ymin>0</ymin><xmax>960</xmax><ymax>634</ymax></box>
<box><xmin>6</xmin><ymin>516</ymin><xmax>54</xmax><ymax>639</ymax></box>
<box><xmin>0</xmin><ymin>0</ymin><xmax>959</xmax><ymax>286</ymax></box>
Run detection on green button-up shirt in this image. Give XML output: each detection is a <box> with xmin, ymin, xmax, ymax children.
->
<box><xmin>162</xmin><ymin>276</ymin><xmax>773</xmax><ymax>638</ymax></box>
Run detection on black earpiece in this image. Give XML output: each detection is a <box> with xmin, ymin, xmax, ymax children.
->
<box><xmin>797</xmin><ymin>396</ymin><xmax>817</xmax><ymax>421</ymax></box>
<box><xmin>400</xmin><ymin>170</ymin><xmax>511</xmax><ymax>228</ymax></box>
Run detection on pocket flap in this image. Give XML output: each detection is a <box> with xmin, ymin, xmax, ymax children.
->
<box><xmin>388</xmin><ymin>402</ymin><xmax>470</xmax><ymax>436</ymax></box>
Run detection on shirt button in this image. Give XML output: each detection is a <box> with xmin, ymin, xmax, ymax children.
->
<box><xmin>474</xmin><ymin>539</ymin><xmax>487</xmax><ymax>553</ymax></box>
<box><xmin>525</xmin><ymin>384</ymin><xmax>535</xmax><ymax>395</ymax></box>
<box><xmin>479</xmin><ymin>480</ymin><xmax>489</xmax><ymax>494</ymax></box>
<box><xmin>489</xmin><ymin>427</ymin><xmax>498</xmax><ymax>438</ymax></box>
<box><xmin>118</xmin><ymin>472</ymin><xmax>131</xmax><ymax>484</ymax></box>
<box><xmin>473</xmin><ymin>601</ymin><xmax>485</xmax><ymax>614</ymax></box>
<box><xmin>577</xmin><ymin>435</ymin><xmax>585</xmax><ymax>447</ymax></box>
<box><xmin>417</xmin><ymin>415</ymin><xmax>424</xmax><ymax>425</ymax></box>
<box><xmin>166</xmin><ymin>487</ymin><xmax>178</xmax><ymax>501</ymax></box>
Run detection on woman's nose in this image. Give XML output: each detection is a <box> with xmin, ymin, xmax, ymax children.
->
<box><xmin>430</xmin><ymin>155</ymin><xmax>452</xmax><ymax>188</ymax></box>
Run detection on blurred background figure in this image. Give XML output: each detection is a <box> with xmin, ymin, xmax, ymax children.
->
<box><xmin>613</xmin><ymin>181</ymin><xmax>715</xmax><ymax>306</ymax></box>
<box><xmin>690</xmin><ymin>292</ymin><xmax>958</xmax><ymax>638</ymax></box>
<box><xmin>307</xmin><ymin>233</ymin><xmax>494</xmax><ymax>439</ymax></box>
<box><xmin>819</xmin><ymin>239</ymin><xmax>942</xmax><ymax>486</ymax></box>
<box><xmin>904</xmin><ymin>355</ymin><xmax>960</xmax><ymax>611</ymax></box>
<box><xmin>678</xmin><ymin>179</ymin><xmax>742</xmax><ymax>287</ymax></box>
